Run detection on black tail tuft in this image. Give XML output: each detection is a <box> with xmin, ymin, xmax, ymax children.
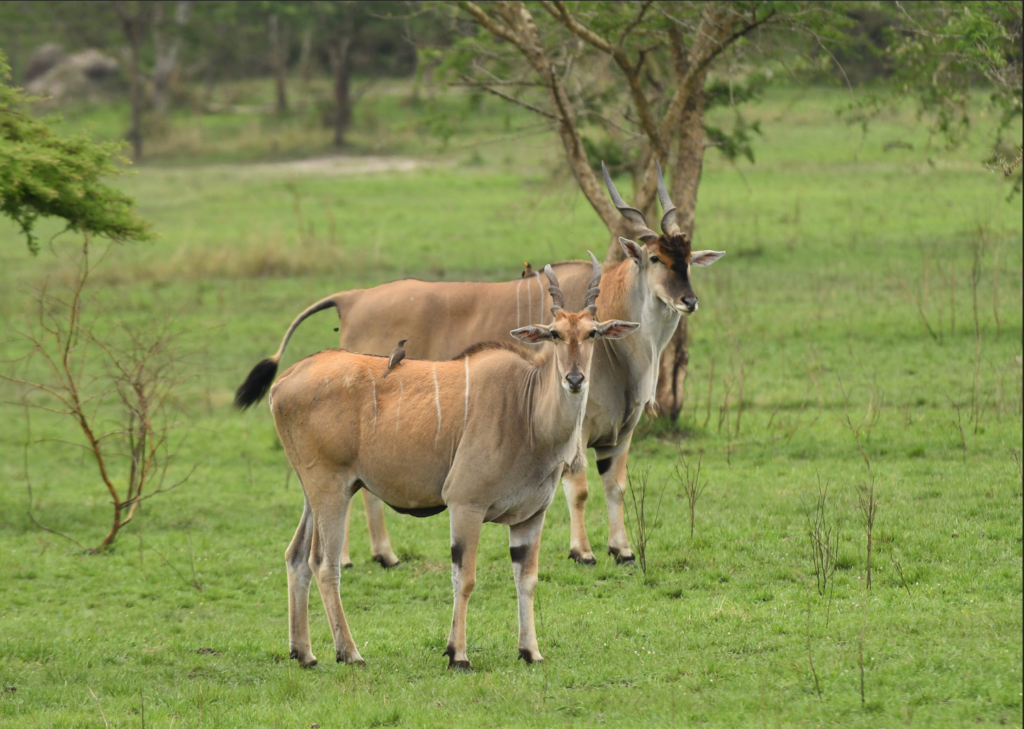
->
<box><xmin>234</xmin><ymin>358</ymin><xmax>279</xmax><ymax>410</ymax></box>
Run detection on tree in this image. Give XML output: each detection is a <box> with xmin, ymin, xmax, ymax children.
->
<box><xmin>886</xmin><ymin>1</ymin><xmax>1022</xmax><ymax>190</ymax></box>
<box><xmin>151</xmin><ymin>1</ymin><xmax>192</xmax><ymax>118</ymax></box>
<box><xmin>3</xmin><ymin>239</ymin><xmax>192</xmax><ymax>552</ymax></box>
<box><xmin>0</xmin><ymin>50</ymin><xmax>153</xmax><ymax>253</ymax></box>
<box><xmin>446</xmin><ymin>1</ymin><xmax>844</xmax><ymax>419</ymax></box>
<box><xmin>313</xmin><ymin>1</ymin><xmax>372</xmax><ymax>147</ymax></box>
<box><xmin>311</xmin><ymin>1</ymin><xmax>420</xmax><ymax>147</ymax></box>
<box><xmin>268</xmin><ymin>10</ymin><xmax>289</xmax><ymax>113</ymax></box>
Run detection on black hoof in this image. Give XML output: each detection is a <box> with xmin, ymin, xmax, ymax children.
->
<box><xmin>444</xmin><ymin>645</ymin><xmax>470</xmax><ymax>670</ymax></box>
<box><xmin>518</xmin><ymin>648</ymin><xmax>535</xmax><ymax>664</ymax></box>
<box><xmin>568</xmin><ymin>550</ymin><xmax>597</xmax><ymax>565</ymax></box>
<box><xmin>608</xmin><ymin>547</ymin><xmax>635</xmax><ymax>565</ymax></box>
<box><xmin>290</xmin><ymin>650</ymin><xmax>317</xmax><ymax>668</ymax></box>
<box><xmin>372</xmin><ymin>554</ymin><xmax>400</xmax><ymax>569</ymax></box>
<box><xmin>337</xmin><ymin>651</ymin><xmax>365</xmax><ymax>666</ymax></box>
<box><xmin>342</xmin><ymin>562</ymin><xmax>354</xmax><ymax>570</ymax></box>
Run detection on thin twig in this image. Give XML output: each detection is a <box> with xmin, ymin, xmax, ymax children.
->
<box><xmin>152</xmin><ymin>542</ymin><xmax>203</xmax><ymax>592</ymax></box>
<box><xmin>87</xmin><ymin>687</ymin><xmax>109</xmax><ymax>729</ymax></box>
<box><xmin>890</xmin><ymin>553</ymin><xmax>911</xmax><ymax>597</ymax></box>
<box><xmin>806</xmin><ymin>587</ymin><xmax>822</xmax><ymax>700</ymax></box>
<box><xmin>458</xmin><ymin>75</ymin><xmax>561</xmax><ymax>121</ymax></box>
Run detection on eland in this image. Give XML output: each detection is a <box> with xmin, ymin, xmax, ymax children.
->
<box><xmin>237</xmin><ymin>261</ymin><xmax>638</xmax><ymax>668</ymax></box>
<box><xmin>236</xmin><ymin>162</ymin><xmax>724</xmax><ymax>567</ymax></box>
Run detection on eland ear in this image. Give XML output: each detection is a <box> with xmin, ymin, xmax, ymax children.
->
<box><xmin>690</xmin><ymin>250</ymin><xmax>726</xmax><ymax>267</ymax></box>
<box><xmin>619</xmin><ymin>237</ymin><xmax>645</xmax><ymax>265</ymax></box>
<box><xmin>511</xmin><ymin>325</ymin><xmax>553</xmax><ymax>344</ymax></box>
<box><xmin>595</xmin><ymin>320</ymin><xmax>640</xmax><ymax>340</ymax></box>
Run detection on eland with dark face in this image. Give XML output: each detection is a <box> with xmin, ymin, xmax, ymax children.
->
<box><xmin>238</xmin><ymin>260</ymin><xmax>638</xmax><ymax>669</ymax></box>
<box><xmin>235</xmin><ymin>162</ymin><xmax>724</xmax><ymax>568</ymax></box>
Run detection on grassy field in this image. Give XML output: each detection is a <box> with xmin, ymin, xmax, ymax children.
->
<box><xmin>0</xmin><ymin>82</ymin><xmax>1021</xmax><ymax>728</ymax></box>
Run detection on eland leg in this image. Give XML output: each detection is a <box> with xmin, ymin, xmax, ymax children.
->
<box><xmin>444</xmin><ymin>507</ymin><xmax>484</xmax><ymax>670</ymax></box>
<box><xmin>509</xmin><ymin>510</ymin><xmax>546</xmax><ymax>663</ymax></box>
<box><xmin>285</xmin><ymin>494</ymin><xmax>317</xmax><ymax>667</ymax></box>
<box><xmin>308</xmin><ymin>475</ymin><xmax>365</xmax><ymax>665</ymax></box>
<box><xmin>363</xmin><ymin>491</ymin><xmax>400</xmax><ymax>568</ymax></box>
<box><xmin>340</xmin><ymin>498</ymin><xmax>354</xmax><ymax>569</ymax></box>
<box><xmin>601</xmin><ymin>435</ymin><xmax>635</xmax><ymax>565</ymax></box>
<box><xmin>561</xmin><ymin>468</ymin><xmax>596</xmax><ymax>565</ymax></box>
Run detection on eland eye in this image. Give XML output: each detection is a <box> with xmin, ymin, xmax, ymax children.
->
<box><xmin>650</xmin><ymin>255</ymin><xmax>661</xmax><ymax>264</ymax></box>
<box><xmin>587</xmin><ymin>330</ymin><xmax>597</xmax><ymax>339</ymax></box>
<box><xmin>550</xmin><ymin>331</ymin><xmax>562</xmax><ymax>341</ymax></box>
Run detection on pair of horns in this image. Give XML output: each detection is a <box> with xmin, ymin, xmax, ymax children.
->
<box><xmin>601</xmin><ymin>160</ymin><xmax>683</xmax><ymax>240</ymax></box>
<box><xmin>545</xmin><ymin>251</ymin><xmax>601</xmax><ymax>316</ymax></box>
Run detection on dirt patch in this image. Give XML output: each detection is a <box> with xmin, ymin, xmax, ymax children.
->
<box><xmin>203</xmin><ymin>155</ymin><xmax>431</xmax><ymax>180</ymax></box>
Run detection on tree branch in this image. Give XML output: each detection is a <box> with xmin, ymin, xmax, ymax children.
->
<box><xmin>543</xmin><ymin>0</ymin><xmax>665</xmax><ymax>154</ymax></box>
<box><xmin>461</xmin><ymin>1</ymin><xmax>522</xmax><ymax>45</ymax></box>
<box><xmin>460</xmin><ymin>1</ymin><xmax>624</xmax><ymax>238</ymax></box>
<box><xmin>540</xmin><ymin>1</ymin><xmax>612</xmax><ymax>53</ymax></box>
<box><xmin>458</xmin><ymin>76</ymin><xmax>561</xmax><ymax>120</ymax></box>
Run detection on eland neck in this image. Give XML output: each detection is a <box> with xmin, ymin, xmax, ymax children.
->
<box><xmin>520</xmin><ymin>347</ymin><xmax>589</xmax><ymax>458</ymax></box>
<box><xmin>595</xmin><ymin>260</ymin><xmax>681</xmax><ymax>401</ymax></box>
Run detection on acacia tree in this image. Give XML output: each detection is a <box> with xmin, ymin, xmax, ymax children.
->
<box><xmin>887</xmin><ymin>1</ymin><xmax>1022</xmax><ymax>189</ymax></box>
<box><xmin>0</xmin><ymin>50</ymin><xmax>152</xmax><ymax>252</ymax></box>
<box><xmin>446</xmin><ymin>1</ymin><xmax>842</xmax><ymax>418</ymax></box>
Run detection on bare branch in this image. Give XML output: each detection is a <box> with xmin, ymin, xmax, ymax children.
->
<box><xmin>458</xmin><ymin>76</ymin><xmax>561</xmax><ymax>120</ymax></box>
<box><xmin>461</xmin><ymin>1</ymin><xmax>522</xmax><ymax>45</ymax></box>
<box><xmin>541</xmin><ymin>1</ymin><xmax>612</xmax><ymax>53</ymax></box>
<box><xmin>544</xmin><ymin>0</ymin><xmax>665</xmax><ymax>154</ymax></box>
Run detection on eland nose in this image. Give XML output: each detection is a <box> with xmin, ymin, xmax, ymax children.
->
<box><xmin>566</xmin><ymin>373</ymin><xmax>585</xmax><ymax>391</ymax></box>
<box><xmin>682</xmin><ymin>295</ymin><xmax>698</xmax><ymax>311</ymax></box>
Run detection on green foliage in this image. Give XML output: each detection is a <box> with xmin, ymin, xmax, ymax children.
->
<box><xmin>890</xmin><ymin>1</ymin><xmax>1022</xmax><ymax>143</ymax></box>
<box><xmin>705</xmin><ymin>113</ymin><xmax>762</xmax><ymax>164</ymax></box>
<box><xmin>0</xmin><ymin>51</ymin><xmax>152</xmax><ymax>253</ymax></box>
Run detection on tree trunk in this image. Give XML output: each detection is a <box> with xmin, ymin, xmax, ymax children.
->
<box><xmin>670</xmin><ymin>75</ymin><xmax>708</xmax><ymax>240</ymax></box>
<box><xmin>126</xmin><ymin>19</ymin><xmax>143</xmax><ymax>162</ymax></box>
<box><xmin>151</xmin><ymin>1</ymin><xmax>190</xmax><ymax>118</ymax></box>
<box><xmin>328</xmin><ymin>35</ymin><xmax>353</xmax><ymax>148</ymax></box>
<box><xmin>269</xmin><ymin>13</ymin><xmax>289</xmax><ymax>113</ymax></box>
<box><xmin>298</xmin><ymin>25</ymin><xmax>313</xmax><ymax>100</ymax></box>
<box><xmin>655</xmin><ymin>71</ymin><xmax>709</xmax><ymax>421</ymax></box>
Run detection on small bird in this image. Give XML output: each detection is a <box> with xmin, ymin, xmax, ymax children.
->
<box><xmin>521</xmin><ymin>262</ymin><xmax>533</xmax><ymax>277</ymax></box>
<box><xmin>382</xmin><ymin>338</ymin><xmax>408</xmax><ymax>380</ymax></box>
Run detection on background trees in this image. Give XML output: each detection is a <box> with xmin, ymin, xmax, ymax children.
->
<box><xmin>0</xmin><ymin>0</ymin><xmax>1018</xmax><ymax>417</ymax></box>
<box><xmin>435</xmin><ymin>0</ymin><xmax>1021</xmax><ymax>417</ymax></box>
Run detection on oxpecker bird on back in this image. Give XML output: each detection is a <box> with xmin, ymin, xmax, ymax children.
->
<box><xmin>382</xmin><ymin>339</ymin><xmax>408</xmax><ymax>380</ymax></box>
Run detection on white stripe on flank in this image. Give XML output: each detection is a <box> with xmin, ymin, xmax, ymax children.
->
<box><xmin>462</xmin><ymin>356</ymin><xmax>470</xmax><ymax>434</ymax></box>
<box><xmin>433</xmin><ymin>366</ymin><xmax>442</xmax><ymax>447</ymax></box>
<box><xmin>516</xmin><ymin>279</ymin><xmax>522</xmax><ymax>328</ymax></box>
<box><xmin>526</xmin><ymin>274</ymin><xmax>533</xmax><ymax>324</ymax></box>
<box><xmin>537</xmin><ymin>272</ymin><xmax>543</xmax><ymax>324</ymax></box>
<box><xmin>367</xmin><ymin>366</ymin><xmax>377</xmax><ymax>432</ymax></box>
<box><xmin>395</xmin><ymin>378</ymin><xmax>403</xmax><ymax>435</ymax></box>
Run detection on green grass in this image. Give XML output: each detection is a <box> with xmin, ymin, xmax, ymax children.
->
<box><xmin>0</xmin><ymin>82</ymin><xmax>1021</xmax><ymax>728</ymax></box>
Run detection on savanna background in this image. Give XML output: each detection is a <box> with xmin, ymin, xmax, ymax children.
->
<box><xmin>0</xmin><ymin>2</ymin><xmax>1021</xmax><ymax>727</ymax></box>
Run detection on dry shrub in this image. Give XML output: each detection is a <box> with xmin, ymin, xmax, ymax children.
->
<box><xmin>2</xmin><ymin>239</ymin><xmax>193</xmax><ymax>551</ymax></box>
